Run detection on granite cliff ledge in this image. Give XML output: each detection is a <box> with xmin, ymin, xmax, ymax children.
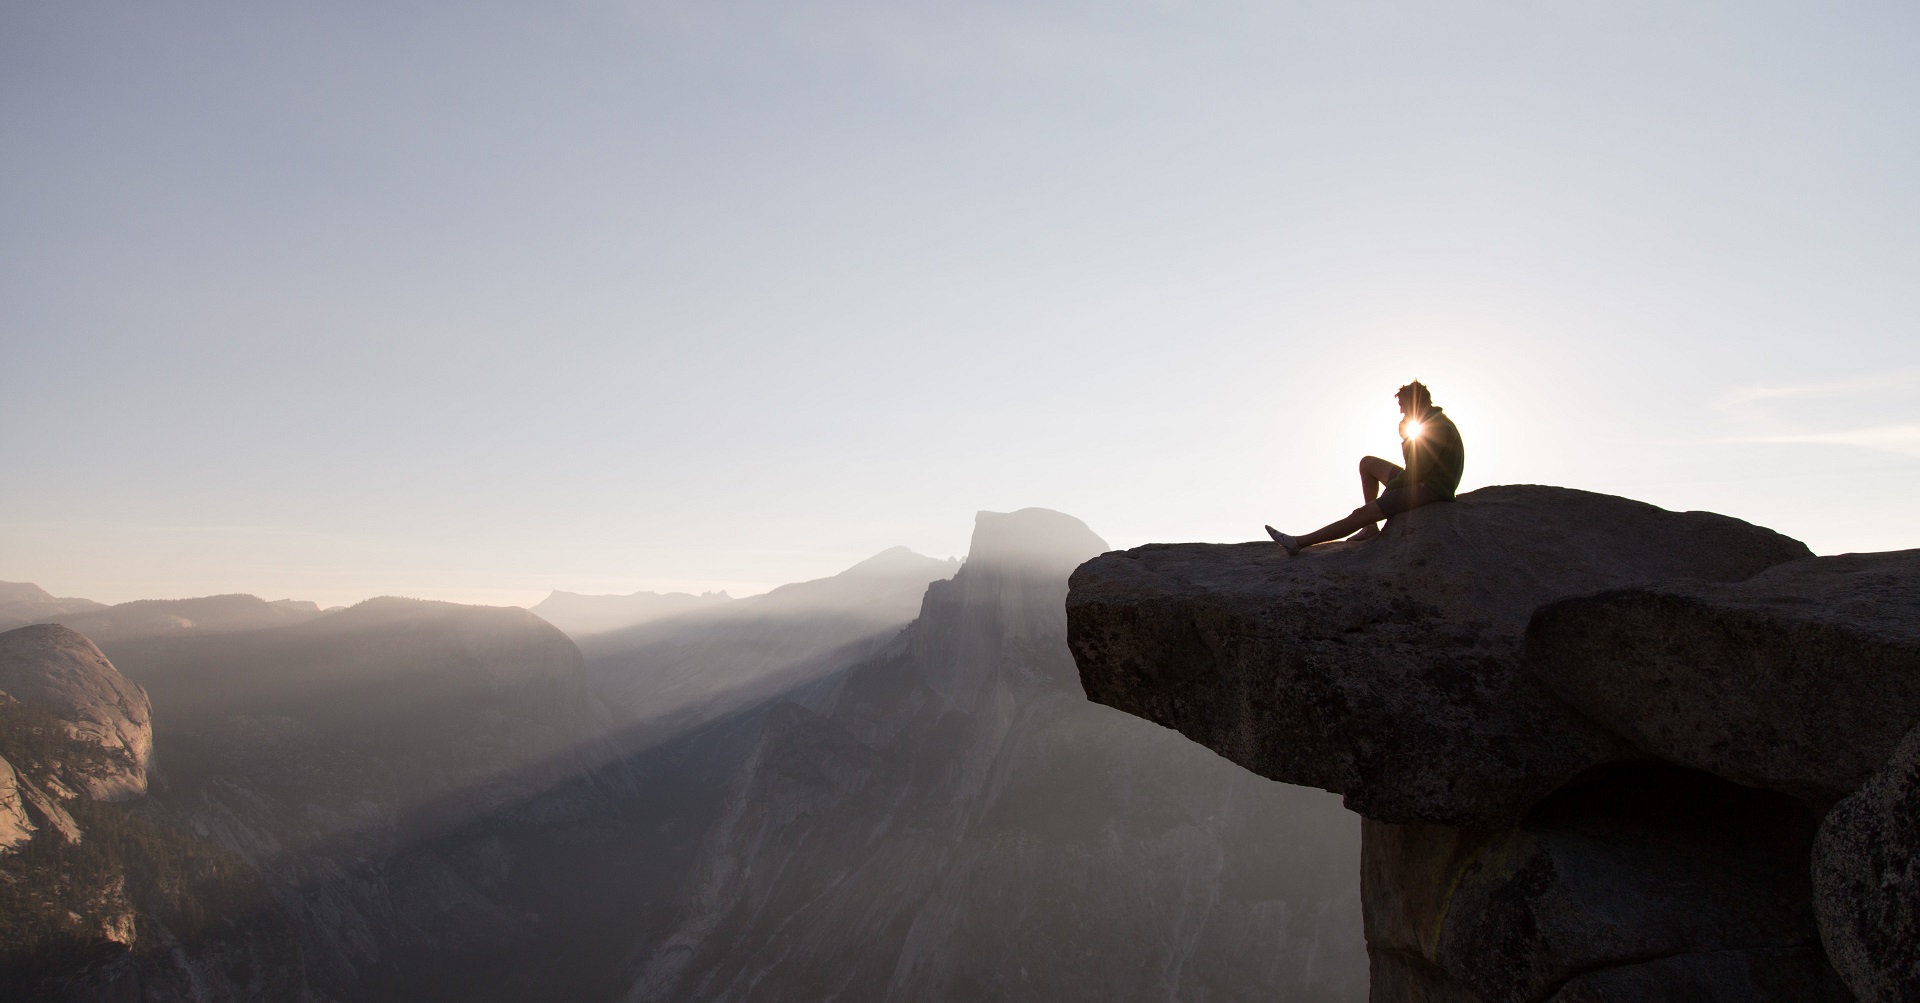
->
<box><xmin>1066</xmin><ymin>485</ymin><xmax>1810</xmax><ymax>828</ymax></box>
<box><xmin>1067</xmin><ymin>484</ymin><xmax>1920</xmax><ymax>1002</ymax></box>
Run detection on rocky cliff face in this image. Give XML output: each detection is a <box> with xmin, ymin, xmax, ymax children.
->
<box><xmin>0</xmin><ymin>625</ymin><xmax>153</xmax><ymax>801</ymax></box>
<box><xmin>0</xmin><ymin>758</ymin><xmax>32</xmax><ymax>849</ymax></box>
<box><xmin>1068</xmin><ymin>485</ymin><xmax>1918</xmax><ymax>1002</ymax></box>
<box><xmin>628</xmin><ymin>509</ymin><xmax>1367</xmax><ymax>1002</ymax></box>
<box><xmin>0</xmin><ymin>624</ymin><xmax>270</xmax><ymax>1000</ymax></box>
<box><xmin>1815</xmin><ymin>721</ymin><xmax>1920</xmax><ymax>1003</ymax></box>
<box><xmin>1529</xmin><ymin>549</ymin><xmax>1920</xmax><ymax>807</ymax></box>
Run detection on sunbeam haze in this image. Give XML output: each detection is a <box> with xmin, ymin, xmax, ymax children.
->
<box><xmin>6</xmin><ymin>2</ymin><xmax>1916</xmax><ymax>604</ymax></box>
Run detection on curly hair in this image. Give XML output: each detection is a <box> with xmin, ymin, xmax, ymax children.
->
<box><xmin>1396</xmin><ymin>380</ymin><xmax>1432</xmax><ymax>408</ymax></box>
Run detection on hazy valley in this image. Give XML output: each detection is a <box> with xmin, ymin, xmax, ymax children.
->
<box><xmin>0</xmin><ymin>509</ymin><xmax>1366</xmax><ymax>1002</ymax></box>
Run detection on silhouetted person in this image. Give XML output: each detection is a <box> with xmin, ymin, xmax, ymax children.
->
<box><xmin>1266</xmin><ymin>381</ymin><xmax>1465</xmax><ymax>556</ymax></box>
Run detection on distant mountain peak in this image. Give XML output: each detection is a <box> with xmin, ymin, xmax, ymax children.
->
<box><xmin>0</xmin><ymin>582</ymin><xmax>109</xmax><ymax>632</ymax></box>
<box><xmin>0</xmin><ymin>582</ymin><xmax>57</xmax><ymax>604</ymax></box>
<box><xmin>3</xmin><ymin>591</ymin><xmax>316</xmax><ymax>643</ymax></box>
<box><xmin>966</xmin><ymin>508</ymin><xmax>1110</xmax><ymax>572</ymax></box>
<box><xmin>530</xmin><ymin>587</ymin><xmax>734</xmax><ymax>638</ymax></box>
<box><xmin>838</xmin><ymin>546</ymin><xmax>959</xmax><ymax>578</ymax></box>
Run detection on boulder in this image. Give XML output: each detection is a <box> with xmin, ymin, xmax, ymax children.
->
<box><xmin>1529</xmin><ymin>549</ymin><xmax>1920</xmax><ymax>806</ymax></box>
<box><xmin>1067</xmin><ymin>485</ymin><xmax>1810</xmax><ymax>827</ymax></box>
<box><xmin>1813</xmin><ymin>721</ymin><xmax>1920</xmax><ymax>1002</ymax></box>
<box><xmin>1363</xmin><ymin>766</ymin><xmax>1842</xmax><ymax>1003</ymax></box>
<box><xmin>0</xmin><ymin>623</ymin><xmax>153</xmax><ymax>800</ymax></box>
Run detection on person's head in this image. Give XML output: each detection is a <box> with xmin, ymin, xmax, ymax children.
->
<box><xmin>1396</xmin><ymin>380</ymin><xmax>1432</xmax><ymax>416</ymax></box>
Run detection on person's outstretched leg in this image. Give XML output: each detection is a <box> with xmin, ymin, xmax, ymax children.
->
<box><xmin>1268</xmin><ymin>500</ymin><xmax>1387</xmax><ymax>556</ymax></box>
<box><xmin>1266</xmin><ymin>455</ymin><xmax>1402</xmax><ymax>556</ymax></box>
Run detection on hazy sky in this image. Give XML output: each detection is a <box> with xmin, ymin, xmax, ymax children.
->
<box><xmin>5</xmin><ymin>1</ymin><xmax>1918</xmax><ymax>607</ymax></box>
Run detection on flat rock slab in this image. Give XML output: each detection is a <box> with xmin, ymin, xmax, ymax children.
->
<box><xmin>1529</xmin><ymin>549</ymin><xmax>1920</xmax><ymax>805</ymax></box>
<box><xmin>1066</xmin><ymin>485</ymin><xmax>1811</xmax><ymax>826</ymax></box>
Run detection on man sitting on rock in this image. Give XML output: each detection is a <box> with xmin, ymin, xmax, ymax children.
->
<box><xmin>1266</xmin><ymin>380</ymin><xmax>1465</xmax><ymax>556</ymax></box>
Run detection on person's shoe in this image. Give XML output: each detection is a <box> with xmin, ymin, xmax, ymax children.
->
<box><xmin>1265</xmin><ymin>525</ymin><xmax>1302</xmax><ymax>556</ymax></box>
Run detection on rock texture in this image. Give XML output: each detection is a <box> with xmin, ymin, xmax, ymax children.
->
<box><xmin>0</xmin><ymin>628</ymin><xmax>208</xmax><ymax>997</ymax></box>
<box><xmin>1813</xmin><ymin>722</ymin><xmax>1920</xmax><ymax>1003</ymax></box>
<box><xmin>1064</xmin><ymin>484</ymin><xmax>1920</xmax><ymax>1002</ymax></box>
<box><xmin>1363</xmin><ymin>767</ymin><xmax>1845</xmax><ymax>1003</ymax></box>
<box><xmin>0</xmin><ymin>624</ymin><xmax>153</xmax><ymax>800</ymax></box>
<box><xmin>0</xmin><ymin>756</ymin><xmax>34</xmax><ymax>849</ymax></box>
<box><xmin>1530</xmin><ymin>549</ymin><xmax>1920</xmax><ymax>806</ymax></box>
<box><xmin>1067</xmin><ymin>485</ymin><xmax>1810</xmax><ymax>827</ymax></box>
<box><xmin>11</xmin><ymin>770</ymin><xmax>80</xmax><ymax>844</ymax></box>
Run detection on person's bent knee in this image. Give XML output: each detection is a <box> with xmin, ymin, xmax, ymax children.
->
<box><xmin>1360</xmin><ymin>455</ymin><xmax>1399</xmax><ymax>479</ymax></box>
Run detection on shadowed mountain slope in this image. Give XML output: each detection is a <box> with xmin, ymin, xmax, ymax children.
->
<box><xmin>582</xmin><ymin>546</ymin><xmax>960</xmax><ymax>747</ymax></box>
<box><xmin>1</xmin><ymin>598</ymin><xmax>634</xmax><ymax>1001</ymax></box>
<box><xmin>6</xmin><ymin>515</ymin><xmax>1368</xmax><ymax>1002</ymax></box>
<box><xmin>0</xmin><ymin>625</ymin><xmax>279</xmax><ymax>1001</ymax></box>
<box><xmin>35</xmin><ymin>594</ymin><xmax>325</xmax><ymax>652</ymax></box>
<box><xmin>628</xmin><ymin>509</ymin><xmax>1366</xmax><ymax>1002</ymax></box>
<box><xmin>116</xmin><ymin>597</ymin><xmax>612</xmax><ymax>838</ymax></box>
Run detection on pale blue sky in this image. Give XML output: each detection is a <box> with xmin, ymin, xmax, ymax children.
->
<box><xmin>5</xmin><ymin>1</ymin><xmax>1917</xmax><ymax>606</ymax></box>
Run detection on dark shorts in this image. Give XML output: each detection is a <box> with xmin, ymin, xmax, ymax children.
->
<box><xmin>1377</xmin><ymin>483</ymin><xmax>1452</xmax><ymax>518</ymax></box>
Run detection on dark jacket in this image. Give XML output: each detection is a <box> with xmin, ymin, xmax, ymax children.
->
<box><xmin>1387</xmin><ymin>407</ymin><xmax>1465</xmax><ymax>497</ymax></box>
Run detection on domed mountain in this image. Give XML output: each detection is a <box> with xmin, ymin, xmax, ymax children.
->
<box><xmin>0</xmin><ymin>625</ymin><xmax>152</xmax><ymax>802</ymax></box>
